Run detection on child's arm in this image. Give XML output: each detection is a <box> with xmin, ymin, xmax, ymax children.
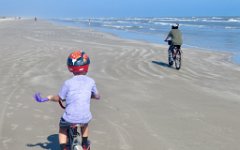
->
<box><xmin>91</xmin><ymin>92</ymin><xmax>100</xmax><ymax>100</ymax></box>
<box><xmin>47</xmin><ymin>95</ymin><xmax>61</xmax><ymax>102</ymax></box>
<box><xmin>34</xmin><ymin>93</ymin><xmax>62</xmax><ymax>103</ymax></box>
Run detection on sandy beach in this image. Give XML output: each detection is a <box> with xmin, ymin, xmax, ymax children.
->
<box><xmin>0</xmin><ymin>19</ymin><xmax>240</xmax><ymax>150</ymax></box>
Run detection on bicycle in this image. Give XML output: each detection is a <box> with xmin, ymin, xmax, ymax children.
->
<box><xmin>58</xmin><ymin>100</ymin><xmax>87</xmax><ymax>150</ymax></box>
<box><xmin>166</xmin><ymin>40</ymin><xmax>182</xmax><ymax>70</ymax></box>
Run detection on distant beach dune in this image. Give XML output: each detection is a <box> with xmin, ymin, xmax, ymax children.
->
<box><xmin>0</xmin><ymin>19</ymin><xmax>240</xmax><ymax>150</ymax></box>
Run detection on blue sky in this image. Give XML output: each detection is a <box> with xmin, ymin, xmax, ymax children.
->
<box><xmin>0</xmin><ymin>0</ymin><xmax>239</xmax><ymax>18</ymax></box>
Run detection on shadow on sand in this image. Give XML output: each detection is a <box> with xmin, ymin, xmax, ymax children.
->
<box><xmin>26</xmin><ymin>134</ymin><xmax>59</xmax><ymax>150</ymax></box>
<box><xmin>152</xmin><ymin>60</ymin><xmax>172</xmax><ymax>68</ymax></box>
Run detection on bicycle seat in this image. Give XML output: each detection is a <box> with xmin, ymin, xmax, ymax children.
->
<box><xmin>70</xmin><ymin>123</ymin><xmax>87</xmax><ymax>128</ymax></box>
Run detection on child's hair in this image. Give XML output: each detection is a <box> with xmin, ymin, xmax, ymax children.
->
<box><xmin>73</xmin><ymin>71</ymin><xmax>87</xmax><ymax>75</ymax></box>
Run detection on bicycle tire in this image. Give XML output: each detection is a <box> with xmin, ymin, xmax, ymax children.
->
<box><xmin>58</xmin><ymin>100</ymin><xmax>66</xmax><ymax>109</ymax></box>
<box><xmin>174</xmin><ymin>49</ymin><xmax>181</xmax><ymax>70</ymax></box>
<box><xmin>73</xmin><ymin>144</ymin><xmax>82</xmax><ymax>150</ymax></box>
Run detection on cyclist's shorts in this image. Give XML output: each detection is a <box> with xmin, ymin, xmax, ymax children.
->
<box><xmin>59</xmin><ymin>117</ymin><xmax>88</xmax><ymax>128</ymax></box>
<box><xmin>174</xmin><ymin>45</ymin><xmax>181</xmax><ymax>49</ymax></box>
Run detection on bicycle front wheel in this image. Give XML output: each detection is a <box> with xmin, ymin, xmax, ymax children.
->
<box><xmin>174</xmin><ymin>50</ymin><xmax>181</xmax><ymax>70</ymax></box>
<box><xmin>73</xmin><ymin>144</ymin><xmax>82</xmax><ymax>150</ymax></box>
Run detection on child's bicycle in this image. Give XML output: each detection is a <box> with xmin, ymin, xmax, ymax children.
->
<box><xmin>58</xmin><ymin>100</ymin><xmax>88</xmax><ymax>150</ymax></box>
<box><xmin>34</xmin><ymin>92</ymin><xmax>98</xmax><ymax>150</ymax></box>
<box><xmin>166</xmin><ymin>40</ymin><xmax>182</xmax><ymax>70</ymax></box>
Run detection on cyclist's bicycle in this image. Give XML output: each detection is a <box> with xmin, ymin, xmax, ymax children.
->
<box><xmin>166</xmin><ymin>40</ymin><xmax>182</xmax><ymax>70</ymax></box>
<box><xmin>59</xmin><ymin>100</ymin><xmax>88</xmax><ymax>150</ymax></box>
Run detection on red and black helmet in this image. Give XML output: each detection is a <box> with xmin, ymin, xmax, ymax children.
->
<box><xmin>67</xmin><ymin>50</ymin><xmax>90</xmax><ymax>73</ymax></box>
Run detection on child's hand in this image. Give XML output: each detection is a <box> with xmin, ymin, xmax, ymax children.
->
<box><xmin>34</xmin><ymin>93</ymin><xmax>49</xmax><ymax>103</ymax></box>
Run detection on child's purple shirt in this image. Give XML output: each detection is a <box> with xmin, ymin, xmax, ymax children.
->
<box><xmin>58</xmin><ymin>75</ymin><xmax>98</xmax><ymax>123</ymax></box>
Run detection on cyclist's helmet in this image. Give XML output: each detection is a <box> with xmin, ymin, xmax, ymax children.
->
<box><xmin>67</xmin><ymin>50</ymin><xmax>90</xmax><ymax>73</ymax></box>
<box><xmin>172</xmin><ymin>23</ymin><xmax>179</xmax><ymax>29</ymax></box>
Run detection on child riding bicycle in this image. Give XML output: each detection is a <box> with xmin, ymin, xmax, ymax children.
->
<box><xmin>34</xmin><ymin>50</ymin><xmax>100</xmax><ymax>150</ymax></box>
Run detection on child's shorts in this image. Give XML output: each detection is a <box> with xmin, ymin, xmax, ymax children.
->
<box><xmin>59</xmin><ymin>117</ymin><xmax>88</xmax><ymax>129</ymax></box>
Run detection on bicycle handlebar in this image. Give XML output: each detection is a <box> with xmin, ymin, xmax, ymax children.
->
<box><xmin>34</xmin><ymin>93</ymin><xmax>49</xmax><ymax>103</ymax></box>
<box><xmin>165</xmin><ymin>40</ymin><xmax>172</xmax><ymax>45</ymax></box>
<box><xmin>58</xmin><ymin>100</ymin><xmax>66</xmax><ymax>109</ymax></box>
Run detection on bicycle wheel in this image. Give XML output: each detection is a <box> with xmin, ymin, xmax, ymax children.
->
<box><xmin>168</xmin><ymin>48</ymin><xmax>174</xmax><ymax>66</ymax></box>
<box><xmin>73</xmin><ymin>144</ymin><xmax>82</xmax><ymax>150</ymax></box>
<box><xmin>174</xmin><ymin>49</ymin><xmax>181</xmax><ymax>70</ymax></box>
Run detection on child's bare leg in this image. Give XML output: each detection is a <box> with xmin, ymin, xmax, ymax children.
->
<box><xmin>59</xmin><ymin>127</ymin><xmax>68</xmax><ymax>150</ymax></box>
<box><xmin>81</xmin><ymin>125</ymin><xmax>89</xmax><ymax>147</ymax></box>
<box><xmin>81</xmin><ymin>125</ymin><xmax>89</xmax><ymax>137</ymax></box>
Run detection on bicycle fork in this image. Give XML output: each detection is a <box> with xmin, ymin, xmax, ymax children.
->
<box><xmin>69</xmin><ymin>126</ymin><xmax>81</xmax><ymax>150</ymax></box>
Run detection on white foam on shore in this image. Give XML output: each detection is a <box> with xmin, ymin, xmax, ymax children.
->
<box><xmin>0</xmin><ymin>17</ymin><xmax>16</xmax><ymax>22</ymax></box>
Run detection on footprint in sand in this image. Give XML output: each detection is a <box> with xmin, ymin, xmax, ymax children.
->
<box><xmin>11</xmin><ymin>124</ymin><xmax>18</xmax><ymax>130</ymax></box>
<box><xmin>25</xmin><ymin>127</ymin><xmax>33</xmax><ymax>131</ymax></box>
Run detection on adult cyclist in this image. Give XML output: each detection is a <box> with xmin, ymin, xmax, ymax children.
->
<box><xmin>164</xmin><ymin>23</ymin><xmax>183</xmax><ymax>66</ymax></box>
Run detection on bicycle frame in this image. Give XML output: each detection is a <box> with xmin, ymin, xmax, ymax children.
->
<box><xmin>166</xmin><ymin>40</ymin><xmax>182</xmax><ymax>70</ymax></box>
<box><xmin>172</xmin><ymin>46</ymin><xmax>180</xmax><ymax>58</ymax></box>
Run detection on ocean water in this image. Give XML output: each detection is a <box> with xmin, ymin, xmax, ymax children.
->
<box><xmin>52</xmin><ymin>17</ymin><xmax>240</xmax><ymax>64</ymax></box>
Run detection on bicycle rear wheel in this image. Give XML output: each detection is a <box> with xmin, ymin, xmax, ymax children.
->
<box><xmin>174</xmin><ymin>49</ymin><xmax>181</xmax><ymax>70</ymax></box>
